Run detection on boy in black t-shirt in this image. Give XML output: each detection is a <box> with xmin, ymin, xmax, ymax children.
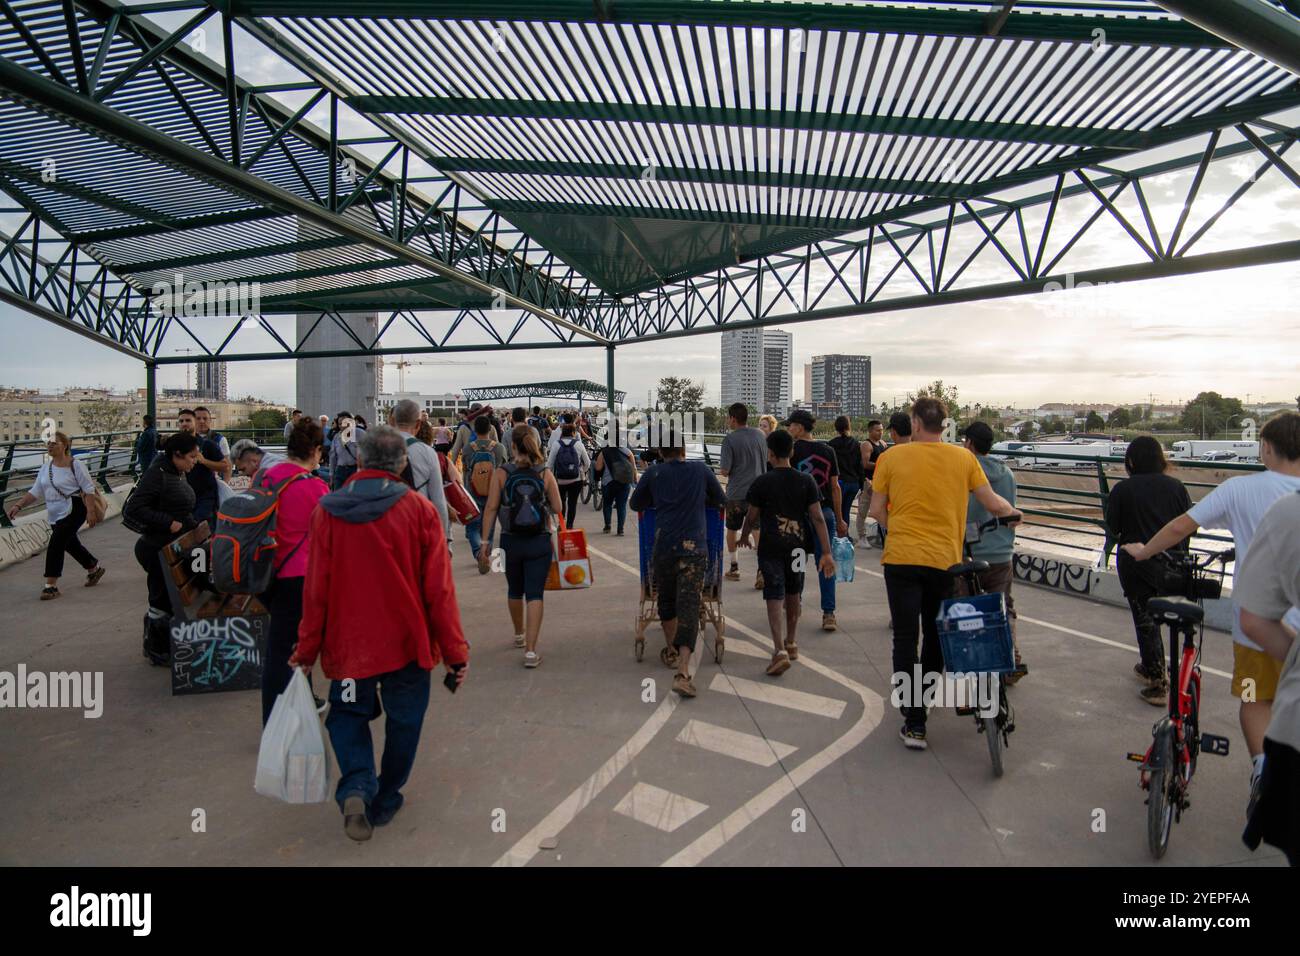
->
<box><xmin>785</xmin><ymin>409</ymin><xmax>847</xmax><ymax>632</ymax></box>
<box><xmin>740</xmin><ymin>429</ymin><xmax>835</xmax><ymax>676</ymax></box>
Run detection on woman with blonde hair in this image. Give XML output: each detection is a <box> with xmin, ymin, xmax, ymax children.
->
<box><xmin>477</xmin><ymin>424</ymin><xmax>563</xmax><ymax>668</ymax></box>
<box><xmin>6</xmin><ymin>432</ymin><xmax>105</xmax><ymax>600</ymax></box>
<box><xmin>758</xmin><ymin>414</ymin><xmax>780</xmax><ymax>437</ymax></box>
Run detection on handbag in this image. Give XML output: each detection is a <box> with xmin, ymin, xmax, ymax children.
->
<box><xmin>545</xmin><ymin>517</ymin><xmax>594</xmax><ymax>590</ymax></box>
<box><xmin>84</xmin><ymin>490</ymin><xmax>107</xmax><ymax>528</ymax></box>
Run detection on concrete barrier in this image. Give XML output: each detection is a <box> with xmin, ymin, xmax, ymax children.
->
<box><xmin>1012</xmin><ymin>546</ymin><xmax>1234</xmax><ymax>633</ymax></box>
<box><xmin>0</xmin><ymin>483</ymin><xmax>134</xmax><ymax>573</ymax></box>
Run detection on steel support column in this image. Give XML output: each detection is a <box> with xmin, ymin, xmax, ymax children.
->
<box><xmin>605</xmin><ymin>344</ymin><xmax>616</xmax><ymax>433</ymax></box>
<box><xmin>145</xmin><ymin>361</ymin><xmax>156</xmax><ymax>424</ymax></box>
<box><xmin>1152</xmin><ymin>0</ymin><xmax>1300</xmax><ymax>76</ymax></box>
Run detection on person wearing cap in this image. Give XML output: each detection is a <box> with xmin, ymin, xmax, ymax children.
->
<box><xmin>960</xmin><ymin>420</ymin><xmax>1026</xmax><ymax>684</ymax></box>
<box><xmin>783</xmin><ymin>408</ymin><xmax>848</xmax><ymax>632</ymax></box>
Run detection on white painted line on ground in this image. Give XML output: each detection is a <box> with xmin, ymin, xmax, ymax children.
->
<box><xmin>855</xmin><ymin>564</ymin><xmax>1233</xmax><ymax>680</ymax></box>
<box><xmin>613</xmin><ymin>781</ymin><xmax>709</xmax><ymax>833</ymax></box>
<box><xmin>541</xmin><ymin>544</ymin><xmax>884</xmax><ymax>868</ymax></box>
<box><xmin>492</xmin><ymin>692</ymin><xmax>679</xmax><ymax>867</ymax></box>
<box><xmin>663</xmin><ymin>616</ymin><xmax>885</xmax><ymax>868</ymax></box>
<box><xmin>677</xmin><ymin>718</ymin><xmax>798</xmax><ymax>767</ymax></box>
<box><xmin>709</xmin><ymin>674</ymin><xmax>847</xmax><ymax>719</ymax></box>
<box><xmin>721</xmin><ymin>638</ymin><xmax>771</xmax><ymax>659</ymax></box>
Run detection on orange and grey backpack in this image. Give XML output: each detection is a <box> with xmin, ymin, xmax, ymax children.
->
<box><xmin>210</xmin><ymin>468</ymin><xmax>309</xmax><ymax>594</ymax></box>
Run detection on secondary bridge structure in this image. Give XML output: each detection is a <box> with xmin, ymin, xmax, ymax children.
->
<box><xmin>2</xmin><ymin>0</ymin><xmax>1300</xmax><ymax>421</ymax></box>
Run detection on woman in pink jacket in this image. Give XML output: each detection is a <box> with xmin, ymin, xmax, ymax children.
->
<box><xmin>257</xmin><ymin>418</ymin><xmax>329</xmax><ymax>725</ymax></box>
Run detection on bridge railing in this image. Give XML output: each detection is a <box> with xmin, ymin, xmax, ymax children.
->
<box><xmin>684</xmin><ymin>434</ymin><xmax>1259</xmax><ymax>567</ymax></box>
<box><xmin>0</xmin><ymin>428</ymin><xmax>286</xmax><ymax>529</ymax></box>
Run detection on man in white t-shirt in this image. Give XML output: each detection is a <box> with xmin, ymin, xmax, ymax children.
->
<box><xmin>1123</xmin><ymin>412</ymin><xmax>1300</xmax><ymax>805</ymax></box>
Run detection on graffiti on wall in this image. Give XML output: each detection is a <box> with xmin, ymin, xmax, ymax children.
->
<box><xmin>1013</xmin><ymin>553</ymin><xmax>1101</xmax><ymax>596</ymax></box>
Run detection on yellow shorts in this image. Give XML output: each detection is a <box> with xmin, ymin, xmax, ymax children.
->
<box><xmin>1231</xmin><ymin>643</ymin><xmax>1283</xmax><ymax>703</ymax></box>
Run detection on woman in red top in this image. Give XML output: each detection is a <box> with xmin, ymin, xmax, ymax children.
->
<box><xmin>257</xmin><ymin>418</ymin><xmax>329</xmax><ymax>724</ymax></box>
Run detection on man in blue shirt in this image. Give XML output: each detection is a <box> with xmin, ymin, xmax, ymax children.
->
<box><xmin>630</xmin><ymin>438</ymin><xmax>725</xmax><ymax>698</ymax></box>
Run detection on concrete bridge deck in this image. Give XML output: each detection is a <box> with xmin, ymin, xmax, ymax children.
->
<box><xmin>0</xmin><ymin>514</ymin><xmax>1284</xmax><ymax>867</ymax></box>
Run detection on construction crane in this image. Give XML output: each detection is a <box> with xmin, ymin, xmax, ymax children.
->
<box><xmin>381</xmin><ymin>355</ymin><xmax>485</xmax><ymax>393</ymax></box>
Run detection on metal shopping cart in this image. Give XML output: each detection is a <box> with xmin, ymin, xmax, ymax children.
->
<box><xmin>634</xmin><ymin>506</ymin><xmax>726</xmax><ymax>664</ymax></box>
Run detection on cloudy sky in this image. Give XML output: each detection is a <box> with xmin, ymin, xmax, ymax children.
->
<box><xmin>3</xmin><ymin>11</ymin><xmax>1298</xmax><ymax>412</ymax></box>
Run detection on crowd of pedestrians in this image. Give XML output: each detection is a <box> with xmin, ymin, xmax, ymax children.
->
<box><xmin>15</xmin><ymin>394</ymin><xmax>1295</xmax><ymax>862</ymax></box>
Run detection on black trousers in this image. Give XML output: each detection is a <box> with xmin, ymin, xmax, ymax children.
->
<box><xmin>1118</xmin><ymin>557</ymin><xmax>1168</xmax><ymax>682</ymax></box>
<box><xmin>883</xmin><ymin>563</ymin><xmax>953</xmax><ymax>727</ymax></box>
<box><xmin>559</xmin><ymin>481</ymin><xmax>581</xmax><ymax>528</ymax></box>
<box><xmin>261</xmin><ymin>576</ymin><xmax>314</xmax><ymax>725</ymax></box>
<box><xmin>134</xmin><ymin>536</ymin><xmax>172</xmax><ymax>615</ymax></box>
<box><xmin>45</xmin><ymin>497</ymin><xmax>96</xmax><ymax>579</ymax></box>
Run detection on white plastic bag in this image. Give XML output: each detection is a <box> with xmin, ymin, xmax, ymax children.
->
<box><xmin>254</xmin><ymin>668</ymin><xmax>329</xmax><ymax>803</ymax></box>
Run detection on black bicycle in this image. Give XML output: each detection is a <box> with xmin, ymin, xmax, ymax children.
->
<box><xmin>1128</xmin><ymin>548</ymin><xmax>1234</xmax><ymax>860</ymax></box>
<box><xmin>942</xmin><ymin>515</ymin><xmax>1020</xmax><ymax>777</ymax></box>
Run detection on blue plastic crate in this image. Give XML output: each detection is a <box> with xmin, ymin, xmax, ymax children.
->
<box><xmin>936</xmin><ymin>591</ymin><xmax>1015</xmax><ymax>674</ymax></box>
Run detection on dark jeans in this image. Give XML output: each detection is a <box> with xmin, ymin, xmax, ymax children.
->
<box><xmin>325</xmin><ymin>660</ymin><xmax>431</xmax><ymax>815</ymax></box>
<box><xmin>1118</xmin><ymin>561</ymin><xmax>1167</xmax><ymax>683</ymax></box>
<box><xmin>814</xmin><ymin>505</ymin><xmax>836</xmax><ymax>613</ymax></box>
<box><xmin>464</xmin><ymin>492</ymin><xmax>489</xmax><ymax>556</ymax></box>
<box><xmin>602</xmin><ymin>480</ymin><xmax>630</xmax><ymax>531</ymax></box>
<box><xmin>45</xmin><ymin>497</ymin><xmax>96</xmax><ymax>579</ymax></box>
<box><xmin>559</xmin><ymin>481</ymin><xmax>581</xmax><ymax>528</ymax></box>
<box><xmin>884</xmin><ymin>563</ymin><xmax>953</xmax><ymax>727</ymax></box>
<box><xmin>134</xmin><ymin>536</ymin><xmax>172</xmax><ymax>614</ymax></box>
<box><xmin>261</xmin><ymin>576</ymin><xmax>315</xmax><ymax>725</ymax></box>
<box><xmin>838</xmin><ymin>480</ymin><xmax>860</xmax><ymax>527</ymax></box>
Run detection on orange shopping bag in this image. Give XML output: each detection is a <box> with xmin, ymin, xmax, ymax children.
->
<box><xmin>545</xmin><ymin>517</ymin><xmax>594</xmax><ymax>590</ymax></box>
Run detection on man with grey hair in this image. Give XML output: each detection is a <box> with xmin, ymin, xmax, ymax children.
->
<box><xmin>230</xmin><ymin>439</ymin><xmax>284</xmax><ymax>479</ymax></box>
<box><xmin>292</xmin><ymin>422</ymin><xmax>469</xmax><ymax>842</ymax></box>
<box><xmin>390</xmin><ymin>398</ymin><xmax>452</xmax><ymax>546</ymax></box>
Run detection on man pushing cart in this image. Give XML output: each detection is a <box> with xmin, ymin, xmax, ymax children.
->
<box><xmin>629</xmin><ymin>444</ymin><xmax>727</xmax><ymax>698</ymax></box>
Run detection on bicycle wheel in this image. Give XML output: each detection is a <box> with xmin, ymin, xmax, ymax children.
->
<box><xmin>982</xmin><ymin>716</ymin><xmax>1003</xmax><ymax>777</ymax></box>
<box><xmin>1147</xmin><ymin>723</ymin><xmax>1175</xmax><ymax>860</ymax></box>
<box><xmin>580</xmin><ymin>480</ymin><xmax>592</xmax><ymax>504</ymax></box>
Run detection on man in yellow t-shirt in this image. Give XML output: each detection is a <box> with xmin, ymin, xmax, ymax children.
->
<box><xmin>868</xmin><ymin>397</ymin><xmax>1021</xmax><ymax>751</ymax></box>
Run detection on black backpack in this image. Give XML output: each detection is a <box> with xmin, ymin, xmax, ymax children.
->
<box><xmin>500</xmin><ymin>464</ymin><xmax>548</xmax><ymax>536</ymax></box>
<box><xmin>554</xmin><ymin>437</ymin><xmax>581</xmax><ymax>481</ymax></box>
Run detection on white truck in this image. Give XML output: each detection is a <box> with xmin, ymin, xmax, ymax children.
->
<box><xmin>1169</xmin><ymin>440</ymin><xmax>1259</xmax><ymax>461</ymax></box>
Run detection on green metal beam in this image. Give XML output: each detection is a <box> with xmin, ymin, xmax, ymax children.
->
<box><xmin>151</xmin><ymin>339</ymin><xmax>605</xmax><ymax>364</ymax></box>
<box><xmin>227</xmin><ymin>1</ymin><xmax>1233</xmax><ymax>48</ymax></box>
<box><xmin>349</xmin><ymin>97</ymin><xmax>1144</xmax><ymax>150</ymax></box>
<box><xmin>1152</xmin><ymin>0</ymin><xmax>1300</xmax><ymax>75</ymax></box>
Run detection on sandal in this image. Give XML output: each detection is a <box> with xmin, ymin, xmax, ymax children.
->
<box><xmin>660</xmin><ymin>645</ymin><xmax>680</xmax><ymax>669</ymax></box>
<box><xmin>784</xmin><ymin>640</ymin><xmax>798</xmax><ymax>661</ymax></box>
<box><xmin>40</xmin><ymin>586</ymin><xmax>60</xmax><ymax>601</ymax></box>
<box><xmin>765</xmin><ymin>652</ymin><xmax>791</xmax><ymax>677</ymax></box>
<box><xmin>672</xmin><ymin>673</ymin><xmax>696</xmax><ymax>698</ymax></box>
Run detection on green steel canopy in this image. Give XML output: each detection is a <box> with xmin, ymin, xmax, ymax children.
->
<box><xmin>1</xmin><ymin>0</ymin><xmax>1299</xmax><ymax>362</ymax></box>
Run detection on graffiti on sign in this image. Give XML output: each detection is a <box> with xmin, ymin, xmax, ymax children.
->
<box><xmin>1013</xmin><ymin>553</ymin><xmax>1099</xmax><ymax>595</ymax></box>
<box><xmin>171</xmin><ymin>616</ymin><xmax>267</xmax><ymax>695</ymax></box>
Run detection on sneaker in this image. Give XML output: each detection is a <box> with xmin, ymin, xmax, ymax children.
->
<box><xmin>784</xmin><ymin>640</ymin><xmax>798</xmax><ymax>661</ymax></box>
<box><xmin>899</xmin><ymin>724</ymin><xmax>928</xmax><ymax>750</ymax></box>
<box><xmin>84</xmin><ymin>566</ymin><xmax>106</xmax><ymax>587</ymax></box>
<box><xmin>1133</xmin><ymin>662</ymin><xmax>1159</xmax><ymax>687</ymax></box>
<box><xmin>1140</xmin><ymin>684</ymin><xmax>1168</xmax><ymax>707</ymax></box>
<box><xmin>765</xmin><ymin>652</ymin><xmax>791</xmax><ymax>677</ymax></box>
<box><xmin>342</xmin><ymin>796</ymin><xmax>373</xmax><ymax>842</ymax></box>
<box><xmin>725</xmin><ymin>564</ymin><xmax>740</xmax><ymax>582</ymax></box>
<box><xmin>514</xmin><ymin>634</ymin><xmax>526</xmax><ymax>648</ymax></box>
<box><xmin>524</xmin><ymin>651</ymin><xmax>541</xmax><ymax>668</ymax></box>
<box><xmin>822</xmin><ymin>612</ymin><xmax>837</xmax><ymax>632</ymax></box>
<box><xmin>754</xmin><ymin>571</ymin><xmax>764</xmax><ymax>590</ymax></box>
<box><xmin>602</xmin><ymin>526</ymin><xmax>611</xmax><ymax>534</ymax></box>
<box><xmin>672</xmin><ymin>673</ymin><xmax>696</xmax><ymax>698</ymax></box>
<box><xmin>40</xmin><ymin>586</ymin><xmax>60</xmax><ymax>601</ymax></box>
<box><xmin>616</xmin><ymin>530</ymin><xmax>624</xmax><ymax>536</ymax></box>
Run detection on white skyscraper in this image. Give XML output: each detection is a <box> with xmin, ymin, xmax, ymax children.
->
<box><xmin>720</xmin><ymin>327</ymin><xmax>792</xmax><ymax>417</ymax></box>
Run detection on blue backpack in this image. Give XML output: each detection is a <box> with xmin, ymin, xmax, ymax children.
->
<box><xmin>554</xmin><ymin>437</ymin><xmax>581</xmax><ymax>481</ymax></box>
<box><xmin>501</xmin><ymin>464</ymin><xmax>548</xmax><ymax>536</ymax></box>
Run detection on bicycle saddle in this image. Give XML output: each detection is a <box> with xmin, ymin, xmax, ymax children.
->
<box><xmin>947</xmin><ymin>559</ymin><xmax>990</xmax><ymax>577</ymax></box>
<box><xmin>1148</xmin><ymin>597</ymin><xmax>1204</xmax><ymax>623</ymax></box>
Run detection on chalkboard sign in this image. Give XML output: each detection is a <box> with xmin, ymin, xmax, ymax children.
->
<box><xmin>170</xmin><ymin>615</ymin><xmax>267</xmax><ymax>696</ymax></box>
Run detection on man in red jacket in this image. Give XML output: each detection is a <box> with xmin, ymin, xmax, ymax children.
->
<box><xmin>291</xmin><ymin>424</ymin><xmax>470</xmax><ymax>842</ymax></box>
